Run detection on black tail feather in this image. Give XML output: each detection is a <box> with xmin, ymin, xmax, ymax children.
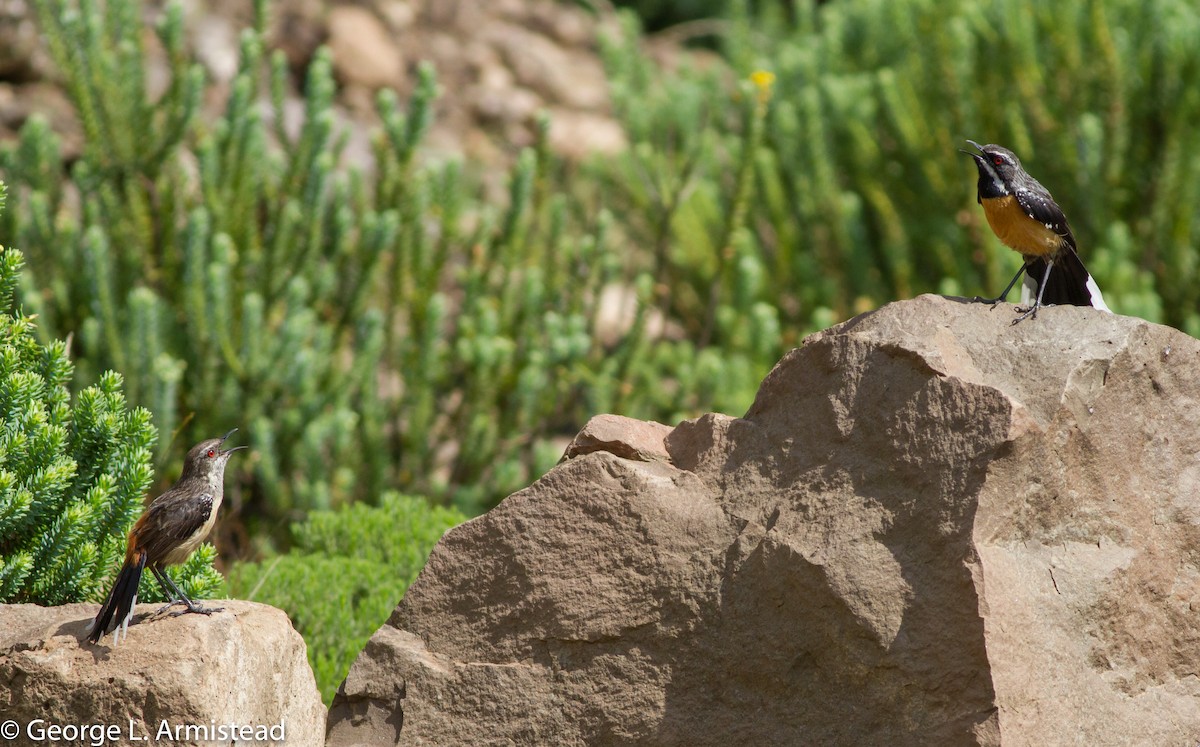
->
<box><xmin>1025</xmin><ymin>247</ymin><xmax>1110</xmax><ymax>311</ymax></box>
<box><xmin>87</xmin><ymin>551</ymin><xmax>146</xmax><ymax>644</ymax></box>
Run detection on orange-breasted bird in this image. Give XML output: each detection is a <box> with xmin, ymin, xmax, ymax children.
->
<box><xmin>961</xmin><ymin>140</ymin><xmax>1110</xmax><ymax>324</ymax></box>
<box><xmin>86</xmin><ymin>429</ymin><xmax>245</xmax><ymax>645</ymax></box>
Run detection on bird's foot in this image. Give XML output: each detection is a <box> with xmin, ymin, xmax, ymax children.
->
<box><xmin>1011</xmin><ymin>300</ymin><xmax>1059</xmax><ymax>324</ymax></box>
<box><xmin>168</xmin><ymin>603</ymin><xmax>224</xmax><ymax>618</ymax></box>
<box><xmin>971</xmin><ymin>295</ymin><xmax>1006</xmax><ymax>310</ymax></box>
<box><xmin>1011</xmin><ymin>304</ymin><xmax>1040</xmax><ymax>324</ymax></box>
<box><xmin>153</xmin><ymin>599</ymin><xmax>190</xmax><ymax>617</ymax></box>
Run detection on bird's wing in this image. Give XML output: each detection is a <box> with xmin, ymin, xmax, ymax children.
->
<box><xmin>133</xmin><ymin>491</ymin><xmax>214</xmax><ymax>561</ymax></box>
<box><xmin>1015</xmin><ymin>187</ymin><xmax>1076</xmax><ymax>252</ymax></box>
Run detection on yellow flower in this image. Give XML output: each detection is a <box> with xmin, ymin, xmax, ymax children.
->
<box><xmin>749</xmin><ymin>70</ymin><xmax>776</xmax><ymax>103</ymax></box>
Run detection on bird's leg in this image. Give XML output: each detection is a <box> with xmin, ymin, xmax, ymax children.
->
<box><xmin>1012</xmin><ymin>260</ymin><xmax>1055</xmax><ymax>324</ymax></box>
<box><xmin>150</xmin><ymin>565</ymin><xmax>224</xmax><ymax>617</ymax></box>
<box><xmin>148</xmin><ymin>566</ymin><xmax>192</xmax><ymax>616</ymax></box>
<box><xmin>973</xmin><ymin>263</ymin><xmax>1028</xmax><ymax>309</ymax></box>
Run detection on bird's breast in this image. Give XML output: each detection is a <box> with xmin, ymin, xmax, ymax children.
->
<box><xmin>980</xmin><ymin>195</ymin><xmax>1064</xmax><ymax>257</ymax></box>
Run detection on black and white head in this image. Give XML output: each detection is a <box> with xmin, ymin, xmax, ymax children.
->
<box><xmin>961</xmin><ymin>139</ymin><xmax>1023</xmax><ymax>196</ymax></box>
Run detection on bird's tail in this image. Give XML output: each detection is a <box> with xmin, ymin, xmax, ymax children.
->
<box><xmin>87</xmin><ymin>550</ymin><xmax>146</xmax><ymax>645</ymax></box>
<box><xmin>1023</xmin><ymin>247</ymin><xmax>1111</xmax><ymax>311</ymax></box>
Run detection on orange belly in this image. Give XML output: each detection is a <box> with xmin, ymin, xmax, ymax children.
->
<box><xmin>980</xmin><ymin>195</ymin><xmax>1063</xmax><ymax>257</ymax></box>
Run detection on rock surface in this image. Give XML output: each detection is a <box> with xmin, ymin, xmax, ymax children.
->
<box><xmin>561</xmin><ymin>413</ymin><xmax>672</xmax><ymax>463</ymax></box>
<box><xmin>0</xmin><ymin>600</ymin><xmax>325</xmax><ymax>746</ymax></box>
<box><xmin>327</xmin><ymin>295</ymin><xmax>1200</xmax><ymax>745</ymax></box>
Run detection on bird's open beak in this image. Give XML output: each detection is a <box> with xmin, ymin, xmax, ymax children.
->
<box><xmin>959</xmin><ymin>139</ymin><xmax>985</xmax><ymax>158</ymax></box>
<box><xmin>219</xmin><ymin>427</ymin><xmax>247</xmax><ymax>455</ymax></box>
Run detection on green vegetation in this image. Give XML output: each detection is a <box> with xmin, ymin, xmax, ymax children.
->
<box><xmin>2</xmin><ymin>0</ymin><xmax>619</xmax><ymax>521</ymax></box>
<box><xmin>14</xmin><ymin>0</ymin><xmax>1194</xmax><ymax>525</ymax></box>
<box><xmin>0</xmin><ymin>242</ymin><xmax>221</xmax><ymax>605</ymax></box>
<box><xmin>1</xmin><ymin>0</ymin><xmax>767</xmax><ymax>522</ymax></box>
<box><xmin>3</xmin><ymin>0</ymin><xmax>1200</xmax><ymax>695</ymax></box>
<box><xmin>4</xmin><ymin>0</ymin><xmax>1196</xmax><ymax>522</ymax></box>
<box><xmin>227</xmin><ymin>493</ymin><xmax>466</xmax><ymax>703</ymax></box>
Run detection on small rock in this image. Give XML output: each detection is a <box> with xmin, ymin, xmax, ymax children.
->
<box><xmin>489</xmin><ymin>22</ymin><xmax>609</xmax><ymax>111</ymax></box>
<box><xmin>545</xmin><ymin>106</ymin><xmax>627</xmax><ymax>159</ymax></box>
<box><xmin>193</xmin><ymin>15</ymin><xmax>239</xmax><ymax>84</ymax></box>
<box><xmin>593</xmin><ymin>282</ymin><xmax>683</xmax><ymax>348</ymax></box>
<box><xmin>327</xmin><ymin>6</ymin><xmax>404</xmax><ymax>90</ymax></box>
<box><xmin>378</xmin><ymin>0</ymin><xmax>417</xmax><ymax>32</ymax></box>
<box><xmin>562</xmin><ymin>414</ymin><xmax>674</xmax><ymax>463</ymax></box>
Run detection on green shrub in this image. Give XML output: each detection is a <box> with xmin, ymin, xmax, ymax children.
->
<box><xmin>227</xmin><ymin>493</ymin><xmax>466</xmax><ymax>703</ymax></box>
<box><xmin>0</xmin><ymin>235</ymin><xmax>221</xmax><ymax>605</ymax></box>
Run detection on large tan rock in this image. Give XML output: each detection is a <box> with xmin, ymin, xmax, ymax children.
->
<box><xmin>0</xmin><ymin>600</ymin><xmax>325</xmax><ymax>746</ymax></box>
<box><xmin>327</xmin><ymin>295</ymin><xmax>1200</xmax><ymax>745</ymax></box>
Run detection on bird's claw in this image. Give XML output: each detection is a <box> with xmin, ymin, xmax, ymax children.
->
<box><xmin>971</xmin><ymin>295</ymin><xmax>1005</xmax><ymax>310</ymax></box>
<box><xmin>1011</xmin><ymin>305</ymin><xmax>1039</xmax><ymax>325</ymax></box>
<box><xmin>153</xmin><ymin>599</ymin><xmax>189</xmax><ymax>617</ymax></box>
<box><xmin>168</xmin><ymin>604</ymin><xmax>223</xmax><ymax>618</ymax></box>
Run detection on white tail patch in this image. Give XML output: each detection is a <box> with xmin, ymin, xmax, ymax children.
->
<box><xmin>1086</xmin><ymin>274</ymin><xmax>1111</xmax><ymax>312</ymax></box>
<box><xmin>1020</xmin><ymin>274</ymin><xmax>1037</xmax><ymax>305</ymax></box>
<box><xmin>1022</xmin><ymin>269</ymin><xmax>1112</xmax><ymax>312</ymax></box>
<box><xmin>113</xmin><ymin>592</ymin><xmax>137</xmax><ymax>646</ymax></box>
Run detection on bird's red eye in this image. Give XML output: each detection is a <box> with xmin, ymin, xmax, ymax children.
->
<box><xmin>206</xmin><ymin>449</ymin><xmax>216</xmax><ymax>458</ymax></box>
<box><xmin>992</xmin><ymin>156</ymin><xmax>1004</xmax><ymax>166</ymax></box>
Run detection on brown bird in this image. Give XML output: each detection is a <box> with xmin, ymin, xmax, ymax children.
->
<box><xmin>87</xmin><ymin>429</ymin><xmax>245</xmax><ymax>644</ymax></box>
